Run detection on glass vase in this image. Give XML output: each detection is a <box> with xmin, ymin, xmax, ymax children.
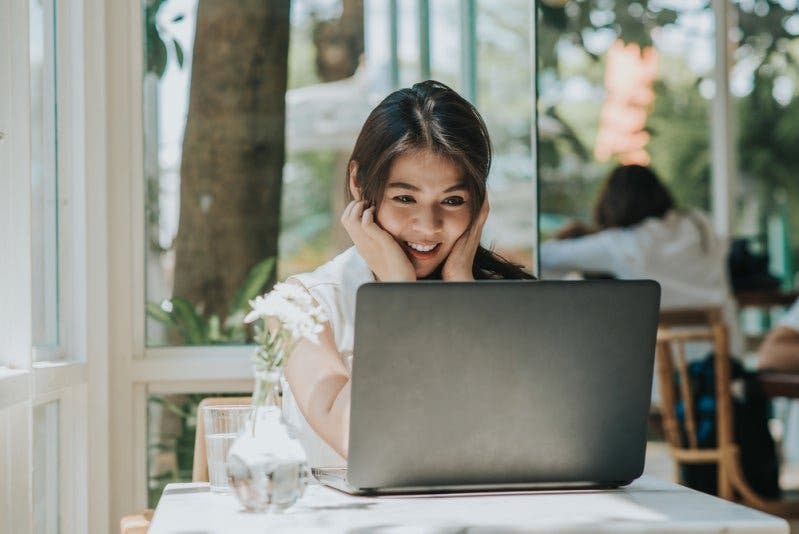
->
<box><xmin>227</xmin><ymin>366</ymin><xmax>310</xmax><ymax>512</ymax></box>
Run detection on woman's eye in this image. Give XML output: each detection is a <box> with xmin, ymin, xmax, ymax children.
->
<box><xmin>393</xmin><ymin>195</ymin><xmax>415</xmax><ymax>204</ymax></box>
<box><xmin>443</xmin><ymin>197</ymin><xmax>465</xmax><ymax>206</ymax></box>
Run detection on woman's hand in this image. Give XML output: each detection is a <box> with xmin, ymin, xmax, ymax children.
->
<box><xmin>341</xmin><ymin>200</ymin><xmax>416</xmax><ymax>282</ymax></box>
<box><xmin>442</xmin><ymin>198</ymin><xmax>490</xmax><ymax>281</ymax></box>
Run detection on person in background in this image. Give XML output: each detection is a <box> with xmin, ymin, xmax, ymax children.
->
<box><xmin>758</xmin><ymin>299</ymin><xmax>799</xmax><ymax>371</ymax></box>
<box><xmin>540</xmin><ymin>164</ymin><xmax>742</xmax><ymax>355</ymax></box>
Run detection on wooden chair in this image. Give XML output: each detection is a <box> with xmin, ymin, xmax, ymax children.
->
<box><xmin>656</xmin><ymin>307</ymin><xmax>799</xmax><ymax>517</ymax></box>
<box><xmin>120</xmin><ymin>396</ymin><xmax>251</xmax><ymax>534</ymax></box>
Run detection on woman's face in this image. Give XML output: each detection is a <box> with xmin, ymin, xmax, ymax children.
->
<box><xmin>375</xmin><ymin>150</ymin><xmax>473</xmax><ymax>278</ymax></box>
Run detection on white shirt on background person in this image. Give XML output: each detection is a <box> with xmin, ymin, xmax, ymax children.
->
<box><xmin>540</xmin><ymin>209</ymin><xmax>743</xmax><ymax>356</ymax></box>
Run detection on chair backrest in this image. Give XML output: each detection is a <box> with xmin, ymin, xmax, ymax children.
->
<box><xmin>192</xmin><ymin>397</ymin><xmax>251</xmax><ymax>482</ymax></box>
<box><xmin>655</xmin><ymin>308</ymin><xmax>735</xmax><ymax>453</ymax></box>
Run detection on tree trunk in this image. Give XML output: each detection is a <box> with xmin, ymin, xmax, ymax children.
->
<box><xmin>312</xmin><ymin>0</ymin><xmax>364</xmax><ymax>82</ymax></box>
<box><xmin>173</xmin><ymin>0</ymin><xmax>290</xmax><ymax>322</ymax></box>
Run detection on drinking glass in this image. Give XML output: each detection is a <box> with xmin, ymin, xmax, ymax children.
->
<box><xmin>202</xmin><ymin>405</ymin><xmax>251</xmax><ymax>493</ymax></box>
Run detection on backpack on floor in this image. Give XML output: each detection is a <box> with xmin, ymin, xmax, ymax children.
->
<box><xmin>675</xmin><ymin>353</ymin><xmax>780</xmax><ymax>498</ymax></box>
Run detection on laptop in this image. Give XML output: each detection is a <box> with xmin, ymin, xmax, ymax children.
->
<box><xmin>313</xmin><ymin>279</ymin><xmax>661</xmax><ymax>495</ymax></box>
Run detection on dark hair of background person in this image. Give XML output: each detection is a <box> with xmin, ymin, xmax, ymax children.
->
<box><xmin>593</xmin><ymin>164</ymin><xmax>708</xmax><ymax>253</ymax></box>
<box><xmin>593</xmin><ymin>164</ymin><xmax>675</xmax><ymax>229</ymax></box>
<box><xmin>346</xmin><ymin>80</ymin><xmax>533</xmax><ymax>280</ymax></box>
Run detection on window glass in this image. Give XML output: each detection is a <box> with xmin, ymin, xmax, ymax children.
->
<box><xmin>731</xmin><ymin>0</ymin><xmax>799</xmax><ymax>287</ymax></box>
<box><xmin>147</xmin><ymin>392</ymin><xmax>246</xmax><ymax>507</ymax></box>
<box><xmin>536</xmin><ymin>0</ymin><xmax>714</xmax><ymax>243</ymax></box>
<box><xmin>476</xmin><ymin>0</ymin><xmax>534</xmax><ymax>266</ymax></box>
<box><xmin>143</xmin><ymin>0</ymin><xmax>536</xmax><ymax>347</ymax></box>
<box><xmin>33</xmin><ymin>401</ymin><xmax>59</xmax><ymax>534</ymax></box>
<box><xmin>30</xmin><ymin>0</ymin><xmax>60</xmax><ymax>349</ymax></box>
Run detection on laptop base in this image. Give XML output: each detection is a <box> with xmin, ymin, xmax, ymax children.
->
<box><xmin>312</xmin><ymin>467</ymin><xmax>629</xmax><ymax>497</ymax></box>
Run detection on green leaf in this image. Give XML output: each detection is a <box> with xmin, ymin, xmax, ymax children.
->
<box><xmin>173</xmin><ymin>39</ymin><xmax>184</xmax><ymax>69</ymax></box>
<box><xmin>207</xmin><ymin>315</ymin><xmax>222</xmax><ymax>343</ymax></box>
<box><xmin>229</xmin><ymin>257</ymin><xmax>275</xmax><ymax>316</ymax></box>
<box><xmin>170</xmin><ymin>297</ymin><xmax>207</xmax><ymax>345</ymax></box>
<box><xmin>146</xmin><ymin>301</ymin><xmax>176</xmax><ymax>326</ymax></box>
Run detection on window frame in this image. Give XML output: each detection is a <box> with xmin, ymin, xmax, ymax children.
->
<box><xmin>0</xmin><ymin>0</ymin><xmax>107</xmax><ymax>531</ymax></box>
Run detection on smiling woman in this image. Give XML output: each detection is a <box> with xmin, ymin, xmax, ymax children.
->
<box><xmin>281</xmin><ymin>80</ymin><xmax>533</xmax><ymax>468</ymax></box>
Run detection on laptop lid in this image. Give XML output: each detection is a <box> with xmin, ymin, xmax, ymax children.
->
<box><xmin>347</xmin><ymin>279</ymin><xmax>660</xmax><ymax>490</ymax></box>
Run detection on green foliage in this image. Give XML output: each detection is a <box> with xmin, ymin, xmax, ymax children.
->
<box><xmin>144</xmin><ymin>0</ymin><xmax>186</xmax><ymax>78</ymax></box>
<box><xmin>147</xmin><ymin>392</ymin><xmax>246</xmax><ymax>508</ymax></box>
<box><xmin>647</xmin><ymin>79</ymin><xmax>711</xmax><ymax>211</ymax></box>
<box><xmin>147</xmin><ymin>393</ymin><xmax>203</xmax><ymax>507</ymax></box>
<box><xmin>537</xmin><ymin>1</ymin><xmax>679</xmax><ymax>70</ymax></box>
<box><xmin>146</xmin><ymin>257</ymin><xmax>276</xmax><ymax>345</ymax></box>
<box><xmin>229</xmin><ymin>257</ymin><xmax>276</xmax><ymax>318</ymax></box>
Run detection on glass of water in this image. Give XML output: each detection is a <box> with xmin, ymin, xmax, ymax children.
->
<box><xmin>202</xmin><ymin>405</ymin><xmax>251</xmax><ymax>493</ymax></box>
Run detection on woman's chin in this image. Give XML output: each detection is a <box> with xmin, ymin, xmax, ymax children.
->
<box><xmin>403</xmin><ymin>247</ymin><xmax>449</xmax><ymax>279</ymax></box>
<box><xmin>412</xmin><ymin>260</ymin><xmax>444</xmax><ymax>280</ymax></box>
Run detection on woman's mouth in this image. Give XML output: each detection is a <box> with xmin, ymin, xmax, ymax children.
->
<box><xmin>404</xmin><ymin>241</ymin><xmax>441</xmax><ymax>260</ymax></box>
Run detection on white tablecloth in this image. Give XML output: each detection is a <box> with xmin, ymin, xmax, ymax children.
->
<box><xmin>148</xmin><ymin>475</ymin><xmax>788</xmax><ymax>533</ymax></box>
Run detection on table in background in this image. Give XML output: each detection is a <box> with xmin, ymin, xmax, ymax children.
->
<box><xmin>760</xmin><ymin>371</ymin><xmax>799</xmax><ymax>399</ymax></box>
<box><xmin>735</xmin><ymin>289</ymin><xmax>799</xmax><ymax>309</ymax></box>
<box><xmin>148</xmin><ymin>475</ymin><xmax>787</xmax><ymax>533</ymax></box>
<box><xmin>734</xmin><ymin>289</ymin><xmax>799</xmax><ymax>353</ymax></box>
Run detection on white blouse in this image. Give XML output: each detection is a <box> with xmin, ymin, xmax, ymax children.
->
<box><xmin>282</xmin><ymin>247</ymin><xmax>374</xmax><ymax>467</ymax></box>
<box><xmin>540</xmin><ymin>210</ymin><xmax>743</xmax><ymax>355</ymax></box>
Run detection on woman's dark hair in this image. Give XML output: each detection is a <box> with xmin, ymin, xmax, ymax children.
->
<box><xmin>347</xmin><ymin>80</ymin><xmax>533</xmax><ymax>280</ymax></box>
<box><xmin>593</xmin><ymin>164</ymin><xmax>675</xmax><ymax>229</ymax></box>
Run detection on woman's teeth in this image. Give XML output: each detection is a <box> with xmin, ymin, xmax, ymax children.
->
<box><xmin>406</xmin><ymin>242</ymin><xmax>438</xmax><ymax>252</ymax></box>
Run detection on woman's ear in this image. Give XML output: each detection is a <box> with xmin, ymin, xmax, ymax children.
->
<box><xmin>348</xmin><ymin>161</ymin><xmax>362</xmax><ymax>201</ymax></box>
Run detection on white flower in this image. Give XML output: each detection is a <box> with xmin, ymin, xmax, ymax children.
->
<box><xmin>246</xmin><ymin>282</ymin><xmax>328</xmax><ymax>366</ymax></box>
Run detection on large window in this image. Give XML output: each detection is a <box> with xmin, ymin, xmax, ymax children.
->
<box><xmin>30</xmin><ymin>0</ymin><xmax>61</xmax><ymax>352</ymax></box>
<box><xmin>536</xmin><ymin>0</ymin><xmax>715</xmax><ymax>241</ymax></box>
<box><xmin>136</xmin><ymin>0</ymin><xmax>536</xmax><ymax>505</ymax></box>
<box><xmin>143</xmin><ymin>0</ymin><xmax>536</xmax><ymax>348</ymax></box>
<box><xmin>731</xmin><ymin>0</ymin><xmax>799</xmax><ymax>287</ymax></box>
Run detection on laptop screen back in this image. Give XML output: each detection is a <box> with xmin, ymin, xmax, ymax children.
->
<box><xmin>347</xmin><ymin>280</ymin><xmax>660</xmax><ymax>490</ymax></box>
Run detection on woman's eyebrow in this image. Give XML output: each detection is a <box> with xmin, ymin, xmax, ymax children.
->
<box><xmin>387</xmin><ymin>181</ymin><xmax>420</xmax><ymax>191</ymax></box>
<box><xmin>387</xmin><ymin>181</ymin><xmax>467</xmax><ymax>193</ymax></box>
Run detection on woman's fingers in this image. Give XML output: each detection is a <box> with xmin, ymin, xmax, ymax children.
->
<box><xmin>341</xmin><ymin>200</ymin><xmax>358</xmax><ymax>223</ymax></box>
<box><xmin>359</xmin><ymin>204</ymin><xmax>373</xmax><ymax>225</ymax></box>
<box><xmin>361</xmin><ymin>206</ymin><xmax>392</xmax><ymax>244</ymax></box>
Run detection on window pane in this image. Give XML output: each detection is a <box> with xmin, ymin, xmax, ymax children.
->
<box><xmin>144</xmin><ymin>0</ymin><xmax>536</xmax><ymax>347</ymax></box>
<box><xmin>732</xmin><ymin>0</ymin><xmax>799</xmax><ymax>288</ymax></box>
<box><xmin>147</xmin><ymin>392</ymin><xmax>245</xmax><ymax>507</ymax></box>
<box><xmin>476</xmin><ymin>0</ymin><xmax>534</xmax><ymax>266</ymax></box>
<box><xmin>33</xmin><ymin>401</ymin><xmax>59</xmax><ymax>534</ymax></box>
<box><xmin>429</xmin><ymin>0</ymin><xmax>461</xmax><ymax>88</ymax></box>
<box><xmin>537</xmin><ymin>1</ymin><xmax>714</xmax><ymax>244</ymax></box>
<box><xmin>30</xmin><ymin>0</ymin><xmax>60</xmax><ymax>349</ymax></box>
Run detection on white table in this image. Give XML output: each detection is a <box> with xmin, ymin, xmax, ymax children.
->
<box><xmin>149</xmin><ymin>475</ymin><xmax>788</xmax><ymax>533</ymax></box>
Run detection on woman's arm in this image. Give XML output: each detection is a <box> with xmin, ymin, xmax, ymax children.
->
<box><xmin>281</xmin><ymin>281</ymin><xmax>351</xmax><ymax>458</ymax></box>
<box><xmin>539</xmin><ymin>230</ymin><xmax>620</xmax><ymax>274</ymax></box>
<box><xmin>758</xmin><ymin>326</ymin><xmax>799</xmax><ymax>372</ymax></box>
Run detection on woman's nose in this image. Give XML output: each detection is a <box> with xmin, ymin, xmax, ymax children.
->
<box><xmin>412</xmin><ymin>206</ymin><xmax>443</xmax><ymax>234</ymax></box>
